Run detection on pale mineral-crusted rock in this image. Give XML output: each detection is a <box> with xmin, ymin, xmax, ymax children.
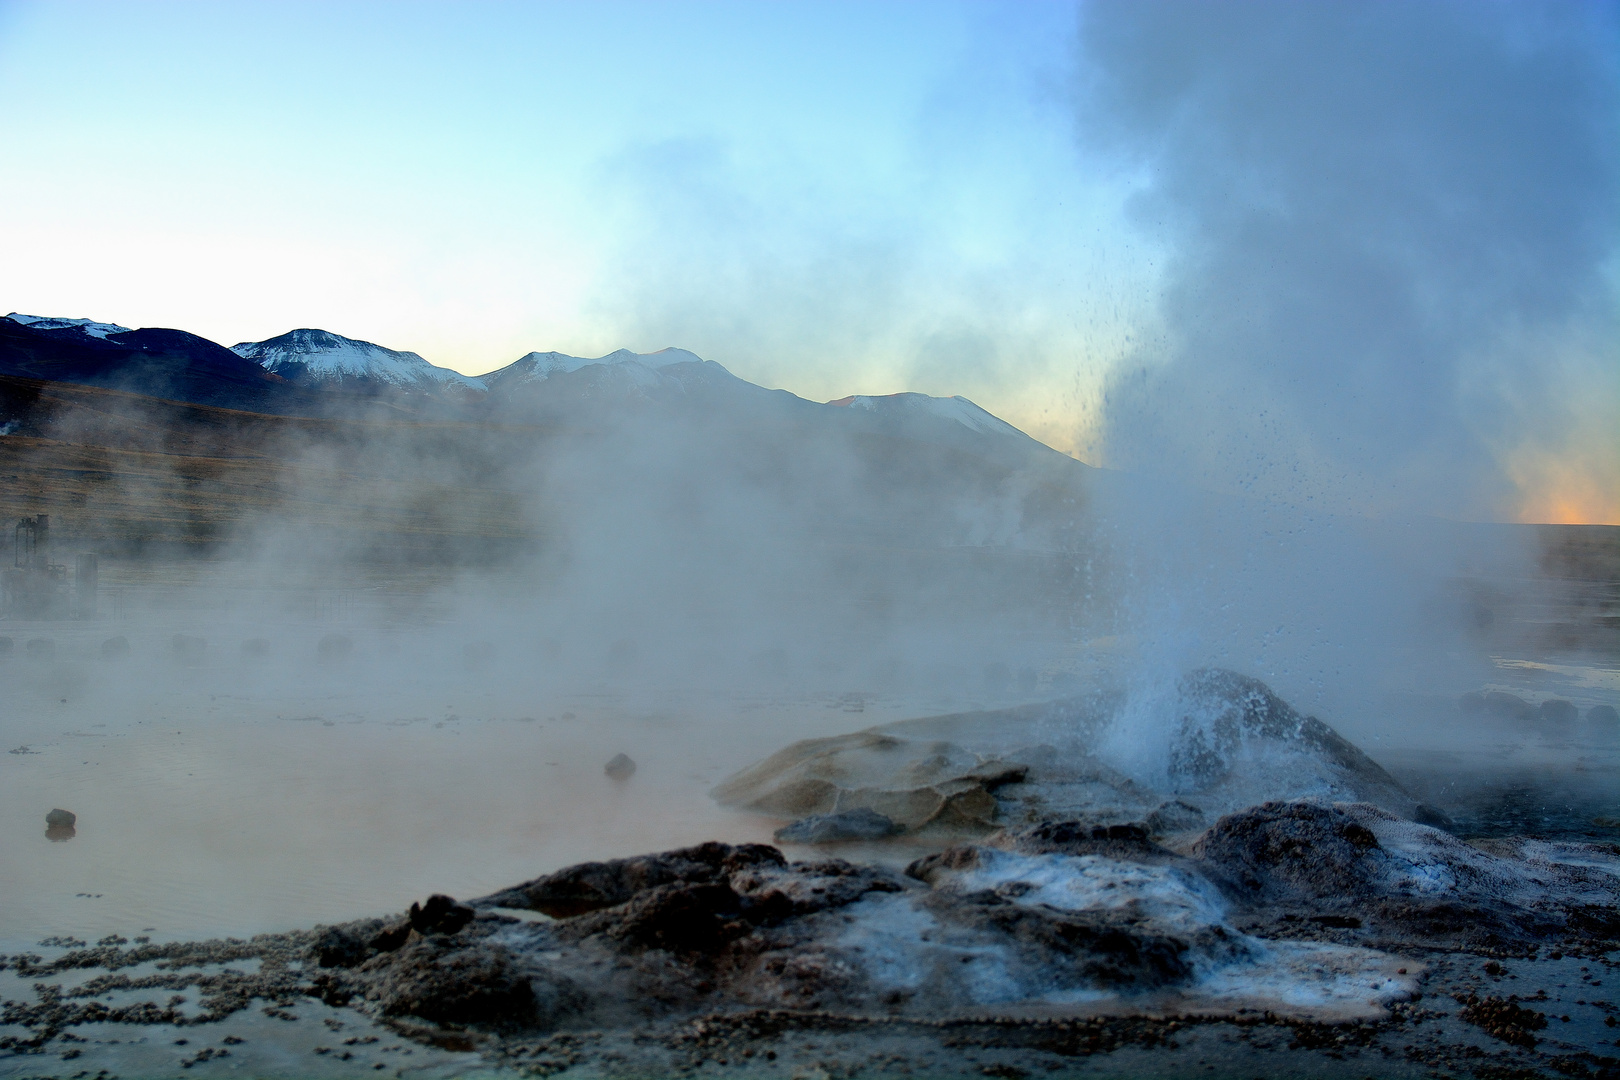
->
<box><xmin>710</xmin><ymin>731</ymin><xmax>1028</xmax><ymax>835</ymax></box>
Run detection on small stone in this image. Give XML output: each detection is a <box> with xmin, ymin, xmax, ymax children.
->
<box><xmin>1587</xmin><ymin>704</ymin><xmax>1618</xmax><ymax>726</ymax></box>
<box><xmin>605</xmin><ymin>753</ymin><xmax>636</xmax><ymax>781</ymax></box>
<box><xmin>46</xmin><ymin>808</ymin><xmax>76</xmax><ymax>828</ymax></box>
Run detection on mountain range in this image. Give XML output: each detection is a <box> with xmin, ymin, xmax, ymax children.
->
<box><xmin>1</xmin><ymin>313</ymin><xmax>1049</xmax><ymax>463</ymax></box>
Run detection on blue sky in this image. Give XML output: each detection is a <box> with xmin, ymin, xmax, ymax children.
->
<box><xmin>2</xmin><ymin>1</ymin><xmax>1614</xmax><ymax>522</ymax></box>
<box><xmin>0</xmin><ymin>0</ymin><xmax>1150</xmax><ymax>456</ymax></box>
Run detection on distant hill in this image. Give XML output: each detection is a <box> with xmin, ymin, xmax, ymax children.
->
<box><xmin>232</xmin><ymin>328</ymin><xmax>484</xmax><ymax>395</ymax></box>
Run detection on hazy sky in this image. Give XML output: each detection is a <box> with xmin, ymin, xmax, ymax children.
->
<box><xmin>2</xmin><ymin>0</ymin><xmax>1615</xmax><ymax>522</ymax></box>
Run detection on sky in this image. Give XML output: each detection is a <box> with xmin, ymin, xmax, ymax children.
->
<box><xmin>1</xmin><ymin>0</ymin><xmax>1615</xmax><ymax>523</ymax></box>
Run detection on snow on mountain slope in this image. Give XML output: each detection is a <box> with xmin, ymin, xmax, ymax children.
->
<box><xmin>6</xmin><ymin>313</ymin><xmax>132</xmax><ymax>339</ymax></box>
<box><xmin>828</xmin><ymin>392</ymin><xmax>1032</xmax><ymax>441</ymax></box>
<box><xmin>479</xmin><ymin>346</ymin><xmax>706</xmax><ymax>393</ymax></box>
<box><xmin>231</xmin><ymin>329</ymin><xmax>483</xmax><ymax>390</ymax></box>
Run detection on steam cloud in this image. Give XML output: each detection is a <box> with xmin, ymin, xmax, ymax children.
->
<box><xmin>1078</xmin><ymin>0</ymin><xmax>1620</xmax><ymax>520</ymax></box>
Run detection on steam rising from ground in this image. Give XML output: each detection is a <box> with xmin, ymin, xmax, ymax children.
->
<box><xmin>1077</xmin><ymin>0</ymin><xmax>1620</xmax><ymax>523</ymax></box>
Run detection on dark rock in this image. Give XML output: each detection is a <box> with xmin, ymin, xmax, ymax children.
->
<box><xmin>774</xmin><ymin>808</ymin><xmax>901</xmax><ymax>844</ymax></box>
<box><xmin>100</xmin><ymin>636</ymin><xmax>129</xmax><ymax>659</ymax></box>
<box><xmin>604</xmin><ymin>753</ymin><xmax>636</xmax><ymax>781</ymax></box>
<box><xmin>477</xmin><ymin>842</ymin><xmax>785</xmax><ymax>917</ymax></box>
<box><xmin>1538</xmin><ymin>698</ymin><xmax>1578</xmax><ymax>724</ymax></box>
<box><xmin>408</xmin><ymin>894</ymin><xmax>474</xmax><ymax>936</ymax></box>
<box><xmin>310</xmin><ymin>926</ymin><xmax>371</xmax><ymax>968</ymax></box>
<box><xmin>987</xmin><ymin>819</ymin><xmax>1169</xmax><ymax>859</ymax></box>
<box><xmin>1412</xmin><ymin>803</ymin><xmax>1455</xmax><ymax>831</ymax></box>
<box><xmin>26</xmin><ymin>637</ymin><xmax>54</xmax><ymax>659</ymax></box>
<box><xmin>1587</xmin><ymin>704</ymin><xmax>1619</xmax><ymax>726</ymax></box>
<box><xmin>923</xmin><ymin>889</ymin><xmax>1201</xmax><ymax>991</ymax></box>
<box><xmin>171</xmin><ymin>634</ymin><xmax>205</xmax><ymax>664</ymax></box>
<box><xmin>726</xmin><ymin>857</ymin><xmax>904</xmax><ymax>919</ymax></box>
<box><xmin>361</xmin><ymin>937</ymin><xmax>573</xmax><ymax>1027</ymax></box>
<box><xmin>316</xmin><ymin>634</ymin><xmax>352</xmax><ymax>662</ymax></box>
<box><xmin>563</xmin><ymin>881</ymin><xmax>752</xmax><ymax>955</ymax></box>
<box><xmin>369</xmin><ymin>921</ymin><xmax>413</xmax><ymax>954</ymax></box>
<box><xmin>46</xmin><ymin>808</ymin><xmax>76</xmax><ymax>828</ymax></box>
<box><xmin>1192</xmin><ymin>800</ymin><xmax>1382</xmax><ymax>901</ymax></box>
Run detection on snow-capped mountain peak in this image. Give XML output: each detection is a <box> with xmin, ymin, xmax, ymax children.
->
<box><xmin>828</xmin><ymin>392</ymin><xmax>1030</xmax><ymax>440</ymax></box>
<box><xmin>6</xmin><ymin>313</ymin><xmax>132</xmax><ymax>339</ymax></box>
<box><xmin>479</xmin><ymin>346</ymin><xmax>708</xmax><ymax>392</ymax></box>
<box><xmin>231</xmin><ymin>329</ymin><xmax>482</xmax><ymax>391</ymax></box>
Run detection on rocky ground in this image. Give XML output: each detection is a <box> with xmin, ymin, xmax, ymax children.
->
<box><xmin>3</xmin><ymin>672</ymin><xmax>1617</xmax><ymax>1079</ymax></box>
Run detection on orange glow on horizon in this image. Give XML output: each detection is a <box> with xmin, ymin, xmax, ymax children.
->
<box><xmin>1510</xmin><ymin>451</ymin><xmax>1620</xmax><ymax>526</ymax></box>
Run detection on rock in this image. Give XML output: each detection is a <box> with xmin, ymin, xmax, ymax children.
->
<box><xmin>986</xmin><ymin>819</ymin><xmax>1169</xmax><ymax>860</ymax></box>
<box><xmin>316</xmin><ymin>633</ymin><xmax>352</xmax><ymax>662</ymax></box>
<box><xmin>310</xmin><ymin>925</ymin><xmax>373</xmax><ymax>968</ymax></box>
<box><xmin>361</xmin><ymin>937</ymin><xmax>561</xmax><ymax>1026</ymax></box>
<box><xmin>100</xmin><ymin>636</ymin><xmax>129</xmax><ymax>659</ymax></box>
<box><xmin>1586</xmin><ymin>704</ymin><xmax>1618</xmax><ymax>726</ymax></box>
<box><xmin>773</xmin><ymin>808</ymin><xmax>902</xmax><ymax>844</ymax></box>
<box><xmin>26</xmin><ymin>637</ymin><xmax>54</xmax><ymax>659</ymax></box>
<box><xmin>920</xmin><ymin>888</ymin><xmax>1200</xmax><ymax>992</ymax></box>
<box><xmin>241</xmin><ymin>638</ymin><xmax>270</xmax><ymax>657</ymax></box>
<box><xmin>711</xmin><ymin>731</ymin><xmax>1028</xmax><ymax>835</ymax></box>
<box><xmin>409</xmin><ymin>894</ymin><xmax>475</xmax><ymax>936</ymax></box>
<box><xmin>1538</xmin><ymin>699</ymin><xmax>1578</xmax><ymax>724</ymax></box>
<box><xmin>171</xmin><ymin>634</ymin><xmax>205</xmax><ymax>664</ymax></box>
<box><xmin>46</xmin><ymin>808</ymin><xmax>76</xmax><ymax>828</ymax></box>
<box><xmin>1191</xmin><ymin>801</ymin><xmax>1386</xmax><ymax>901</ymax></box>
<box><xmin>1192</xmin><ymin>800</ymin><xmax>1620</xmax><ymax>948</ymax></box>
<box><xmin>476</xmin><ymin>841</ymin><xmax>786</xmax><ymax>917</ymax></box>
<box><xmin>604</xmin><ymin>753</ymin><xmax>636</xmax><ymax>781</ymax></box>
